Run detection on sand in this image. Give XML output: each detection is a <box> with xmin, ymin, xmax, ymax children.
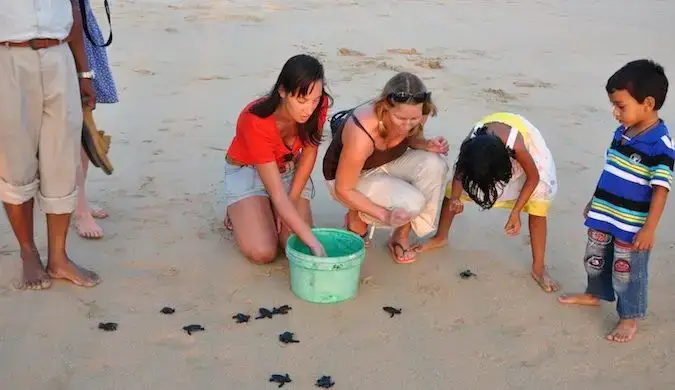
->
<box><xmin>1</xmin><ymin>0</ymin><xmax>675</xmax><ymax>389</ymax></box>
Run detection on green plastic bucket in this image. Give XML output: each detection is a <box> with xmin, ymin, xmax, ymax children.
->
<box><xmin>285</xmin><ymin>228</ymin><xmax>366</xmax><ymax>304</ymax></box>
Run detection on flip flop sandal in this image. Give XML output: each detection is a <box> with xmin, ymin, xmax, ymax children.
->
<box><xmin>388</xmin><ymin>241</ymin><xmax>416</xmax><ymax>264</ymax></box>
<box><xmin>81</xmin><ymin>104</ymin><xmax>114</xmax><ymax>175</ymax></box>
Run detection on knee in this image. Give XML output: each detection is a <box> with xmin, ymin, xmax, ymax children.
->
<box><xmin>240</xmin><ymin>244</ymin><xmax>278</xmax><ymax>265</ymax></box>
<box><xmin>420</xmin><ymin>151</ymin><xmax>449</xmax><ymax>178</ymax></box>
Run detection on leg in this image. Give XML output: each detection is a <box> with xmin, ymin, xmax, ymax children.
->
<box><xmin>38</xmin><ymin>44</ymin><xmax>99</xmax><ymax>287</ymax></box>
<box><xmin>607</xmin><ymin>242</ymin><xmax>649</xmax><ymax>343</ymax></box>
<box><xmin>344</xmin><ymin>210</ymin><xmax>371</xmax><ymax>247</ymax></box>
<box><xmin>4</xmin><ymin>201</ymin><xmax>51</xmax><ymax>289</ymax></box>
<box><xmin>559</xmin><ymin>229</ymin><xmax>615</xmax><ymax>306</ymax></box>
<box><xmin>278</xmin><ymin>198</ymin><xmax>313</xmax><ymax>250</ymax></box>
<box><xmin>380</xmin><ymin>149</ymin><xmax>449</xmax><ymax>237</ymax></box>
<box><xmin>74</xmin><ymin>147</ymin><xmax>104</xmax><ymax>238</ymax></box>
<box><xmin>415</xmin><ymin>196</ymin><xmax>456</xmax><ymax>253</ymax></box>
<box><xmin>528</xmin><ymin>214</ymin><xmax>559</xmax><ymax>292</ymax></box>
<box><xmin>228</xmin><ymin>196</ymin><xmax>279</xmax><ymax>264</ymax></box>
<box><xmin>354</xmin><ymin>172</ymin><xmax>425</xmax><ymax>263</ymax></box>
<box><xmin>388</xmin><ymin>222</ymin><xmax>417</xmax><ymax>264</ymax></box>
<box><xmin>0</xmin><ymin>46</ymin><xmax>51</xmax><ymax>290</ymax></box>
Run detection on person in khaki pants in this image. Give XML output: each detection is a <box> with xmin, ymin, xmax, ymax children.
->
<box><xmin>0</xmin><ymin>0</ymin><xmax>101</xmax><ymax>289</ymax></box>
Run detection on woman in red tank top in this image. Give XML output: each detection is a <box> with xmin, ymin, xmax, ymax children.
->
<box><xmin>323</xmin><ymin>72</ymin><xmax>450</xmax><ymax>264</ymax></box>
<box><xmin>223</xmin><ymin>54</ymin><xmax>332</xmax><ymax>263</ymax></box>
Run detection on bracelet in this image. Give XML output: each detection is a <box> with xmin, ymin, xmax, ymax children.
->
<box><xmin>78</xmin><ymin>71</ymin><xmax>95</xmax><ymax>79</ymax></box>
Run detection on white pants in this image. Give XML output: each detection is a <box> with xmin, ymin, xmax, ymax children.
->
<box><xmin>0</xmin><ymin>44</ymin><xmax>82</xmax><ymax>214</ymax></box>
<box><xmin>327</xmin><ymin>148</ymin><xmax>449</xmax><ymax>237</ymax></box>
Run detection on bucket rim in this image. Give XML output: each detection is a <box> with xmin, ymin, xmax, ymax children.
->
<box><xmin>285</xmin><ymin>227</ymin><xmax>366</xmax><ymax>263</ymax></box>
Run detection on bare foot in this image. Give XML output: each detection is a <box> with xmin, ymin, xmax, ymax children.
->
<box><xmin>557</xmin><ymin>293</ymin><xmax>601</xmax><ymax>306</ymax></box>
<box><xmin>607</xmin><ymin>319</ymin><xmax>638</xmax><ymax>343</ymax></box>
<box><xmin>412</xmin><ymin>236</ymin><xmax>447</xmax><ymax>254</ymax></box>
<box><xmin>224</xmin><ymin>213</ymin><xmax>233</xmax><ymax>231</ymax></box>
<box><xmin>75</xmin><ymin>213</ymin><xmax>104</xmax><ymax>239</ymax></box>
<box><xmin>15</xmin><ymin>248</ymin><xmax>52</xmax><ymax>290</ymax></box>
<box><xmin>47</xmin><ymin>257</ymin><xmax>101</xmax><ymax>288</ymax></box>
<box><xmin>90</xmin><ymin>206</ymin><xmax>109</xmax><ymax>219</ymax></box>
<box><xmin>531</xmin><ymin>269</ymin><xmax>559</xmax><ymax>293</ymax></box>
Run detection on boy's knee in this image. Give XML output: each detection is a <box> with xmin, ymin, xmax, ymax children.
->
<box><xmin>244</xmin><ymin>247</ymin><xmax>278</xmax><ymax>264</ymax></box>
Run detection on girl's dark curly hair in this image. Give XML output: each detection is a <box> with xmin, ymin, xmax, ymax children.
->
<box><xmin>454</xmin><ymin>126</ymin><xmax>515</xmax><ymax>210</ymax></box>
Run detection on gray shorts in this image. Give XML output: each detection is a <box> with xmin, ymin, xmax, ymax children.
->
<box><xmin>223</xmin><ymin>162</ymin><xmax>315</xmax><ymax>207</ymax></box>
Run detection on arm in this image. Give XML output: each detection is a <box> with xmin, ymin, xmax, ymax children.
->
<box><xmin>67</xmin><ymin>0</ymin><xmax>89</xmax><ymax>73</ymax></box>
<box><xmin>407</xmin><ymin>115</ymin><xmax>430</xmax><ymax>150</ymax></box>
<box><xmin>447</xmin><ymin>174</ymin><xmax>463</xmax><ymax>200</ymax></box>
<box><xmin>643</xmin><ymin>186</ymin><xmax>669</xmax><ymax>232</ymax></box>
<box><xmin>67</xmin><ymin>0</ymin><xmax>95</xmax><ymax>107</ymax></box>
<box><xmin>509</xmin><ymin>134</ymin><xmax>540</xmax><ymax>214</ymax></box>
<box><xmin>255</xmin><ymin>162</ymin><xmax>320</xmax><ymax>249</ymax></box>
<box><xmin>241</xmin><ymin>114</ymin><xmax>320</xmax><ymax>250</ymax></box>
<box><xmin>638</xmin><ymin>140</ymin><xmax>675</xmax><ymax>242</ymax></box>
<box><xmin>289</xmin><ymin>101</ymin><xmax>327</xmax><ymax>200</ymax></box>
<box><xmin>288</xmin><ymin>144</ymin><xmax>317</xmax><ymax>201</ymax></box>
<box><xmin>333</xmin><ymin>122</ymin><xmax>389</xmax><ymax>223</ymax></box>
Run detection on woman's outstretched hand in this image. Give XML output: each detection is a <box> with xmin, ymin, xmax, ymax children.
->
<box><xmin>425</xmin><ymin>136</ymin><xmax>449</xmax><ymax>155</ymax></box>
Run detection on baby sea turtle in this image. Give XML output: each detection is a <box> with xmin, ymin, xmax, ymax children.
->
<box><xmin>98</xmin><ymin>322</ymin><xmax>118</xmax><ymax>331</ymax></box>
<box><xmin>316</xmin><ymin>375</ymin><xmax>335</xmax><ymax>388</ymax></box>
<box><xmin>279</xmin><ymin>331</ymin><xmax>299</xmax><ymax>344</ymax></box>
<box><xmin>182</xmin><ymin>324</ymin><xmax>205</xmax><ymax>335</ymax></box>
<box><xmin>269</xmin><ymin>373</ymin><xmax>292</xmax><ymax>388</ymax></box>
<box><xmin>232</xmin><ymin>313</ymin><xmax>250</xmax><ymax>323</ymax></box>
<box><xmin>272</xmin><ymin>304</ymin><xmax>292</xmax><ymax>315</ymax></box>
<box><xmin>255</xmin><ymin>308</ymin><xmax>274</xmax><ymax>320</ymax></box>
<box><xmin>459</xmin><ymin>269</ymin><xmax>476</xmax><ymax>279</ymax></box>
<box><xmin>160</xmin><ymin>307</ymin><xmax>175</xmax><ymax>315</ymax></box>
<box><xmin>382</xmin><ymin>306</ymin><xmax>402</xmax><ymax>318</ymax></box>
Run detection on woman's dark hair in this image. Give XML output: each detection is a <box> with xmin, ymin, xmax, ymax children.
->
<box><xmin>249</xmin><ymin>54</ymin><xmax>333</xmax><ymax>146</ymax></box>
<box><xmin>454</xmin><ymin>126</ymin><xmax>514</xmax><ymax>210</ymax></box>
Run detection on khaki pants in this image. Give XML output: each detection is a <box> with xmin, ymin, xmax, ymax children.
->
<box><xmin>0</xmin><ymin>44</ymin><xmax>82</xmax><ymax>214</ymax></box>
<box><xmin>327</xmin><ymin>148</ymin><xmax>449</xmax><ymax>237</ymax></box>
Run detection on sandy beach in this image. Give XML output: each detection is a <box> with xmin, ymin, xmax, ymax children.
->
<box><xmin>2</xmin><ymin>0</ymin><xmax>675</xmax><ymax>388</ymax></box>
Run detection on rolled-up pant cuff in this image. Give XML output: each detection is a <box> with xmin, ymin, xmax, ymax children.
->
<box><xmin>0</xmin><ymin>177</ymin><xmax>39</xmax><ymax>205</ymax></box>
<box><xmin>37</xmin><ymin>189</ymin><xmax>77</xmax><ymax>214</ymax></box>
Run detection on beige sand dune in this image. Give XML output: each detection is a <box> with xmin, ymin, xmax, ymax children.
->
<box><xmin>1</xmin><ymin>0</ymin><xmax>675</xmax><ymax>389</ymax></box>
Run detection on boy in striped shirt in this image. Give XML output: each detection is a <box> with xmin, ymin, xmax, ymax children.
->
<box><xmin>559</xmin><ymin>59</ymin><xmax>673</xmax><ymax>343</ymax></box>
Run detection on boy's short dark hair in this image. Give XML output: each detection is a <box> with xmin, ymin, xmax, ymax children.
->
<box><xmin>606</xmin><ymin>59</ymin><xmax>669</xmax><ymax>110</ymax></box>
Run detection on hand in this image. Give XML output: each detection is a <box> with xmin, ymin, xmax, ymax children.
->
<box><xmin>632</xmin><ymin>227</ymin><xmax>655</xmax><ymax>251</ymax></box>
<box><xmin>79</xmin><ymin>78</ymin><xmax>96</xmax><ymax>110</ymax></box>
<box><xmin>583</xmin><ymin>201</ymin><xmax>591</xmax><ymax>219</ymax></box>
<box><xmin>504</xmin><ymin>211</ymin><xmax>521</xmax><ymax>236</ymax></box>
<box><xmin>448</xmin><ymin>198</ymin><xmax>464</xmax><ymax>214</ymax></box>
<box><xmin>309</xmin><ymin>242</ymin><xmax>327</xmax><ymax>257</ymax></box>
<box><xmin>386</xmin><ymin>207</ymin><xmax>413</xmax><ymax>227</ymax></box>
<box><xmin>425</xmin><ymin>137</ymin><xmax>449</xmax><ymax>155</ymax></box>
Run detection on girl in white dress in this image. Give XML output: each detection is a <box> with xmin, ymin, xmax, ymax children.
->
<box><xmin>416</xmin><ymin>112</ymin><xmax>559</xmax><ymax>292</ymax></box>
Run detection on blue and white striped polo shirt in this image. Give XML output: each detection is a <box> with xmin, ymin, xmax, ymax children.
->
<box><xmin>585</xmin><ymin>121</ymin><xmax>674</xmax><ymax>243</ymax></box>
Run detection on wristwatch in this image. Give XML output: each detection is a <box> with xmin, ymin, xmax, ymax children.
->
<box><xmin>78</xmin><ymin>71</ymin><xmax>95</xmax><ymax>79</ymax></box>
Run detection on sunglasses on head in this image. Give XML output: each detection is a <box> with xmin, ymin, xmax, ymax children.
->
<box><xmin>387</xmin><ymin>91</ymin><xmax>431</xmax><ymax>104</ymax></box>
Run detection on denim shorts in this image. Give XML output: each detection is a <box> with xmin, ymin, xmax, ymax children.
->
<box><xmin>223</xmin><ymin>161</ymin><xmax>315</xmax><ymax>207</ymax></box>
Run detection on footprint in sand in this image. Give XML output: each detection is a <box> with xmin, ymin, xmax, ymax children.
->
<box><xmin>133</xmin><ymin>68</ymin><xmax>155</xmax><ymax>76</ymax></box>
<box><xmin>338</xmin><ymin>47</ymin><xmax>366</xmax><ymax>57</ymax></box>
<box><xmin>481</xmin><ymin>88</ymin><xmax>519</xmax><ymax>103</ymax></box>
<box><xmin>196</xmin><ymin>75</ymin><xmax>229</xmax><ymax>81</ymax></box>
<box><xmin>388</xmin><ymin>48</ymin><xmax>419</xmax><ymax>55</ymax></box>
<box><xmin>415</xmin><ymin>58</ymin><xmax>443</xmax><ymax>69</ymax></box>
<box><xmin>513</xmin><ymin>80</ymin><xmax>555</xmax><ymax>89</ymax></box>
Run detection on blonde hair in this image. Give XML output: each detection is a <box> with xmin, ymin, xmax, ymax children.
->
<box><xmin>373</xmin><ymin>72</ymin><xmax>438</xmax><ymax>138</ymax></box>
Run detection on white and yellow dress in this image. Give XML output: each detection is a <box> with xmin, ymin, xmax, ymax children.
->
<box><xmin>447</xmin><ymin>112</ymin><xmax>558</xmax><ymax>217</ymax></box>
